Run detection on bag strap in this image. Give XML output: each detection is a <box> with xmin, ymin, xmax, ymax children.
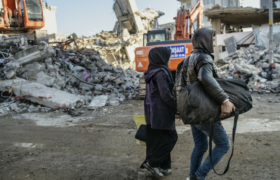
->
<box><xmin>209</xmin><ymin>110</ymin><xmax>239</xmax><ymax>175</ymax></box>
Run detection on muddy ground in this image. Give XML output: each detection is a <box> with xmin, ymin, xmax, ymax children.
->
<box><xmin>0</xmin><ymin>94</ymin><xmax>280</xmax><ymax>180</ymax></box>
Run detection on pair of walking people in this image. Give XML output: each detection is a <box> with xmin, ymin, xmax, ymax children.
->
<box><xmin>142</xmin><ymin>28</ymin><xmax>235</xmax><ymax>180</ymax></box>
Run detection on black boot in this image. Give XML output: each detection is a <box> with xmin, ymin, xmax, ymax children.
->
<box><xmin>190</xmin><ymin>174</ymin><xmax>199</xmax><ymax>180</ymax></box>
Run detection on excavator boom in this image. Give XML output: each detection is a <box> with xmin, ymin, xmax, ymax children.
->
<box><xmin>174</xmin><ymin>0</ymin><xmax>204</xmax><ymax>40</ymax></box>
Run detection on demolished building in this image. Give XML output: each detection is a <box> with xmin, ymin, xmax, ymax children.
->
<box><xmin>204</xmin><ymin>5</ymin><xmax>280</xmax><ymax>93</ymax></box>
<box><xmin>0</xmin><ymin>35</ymin><xmax>142</xmax><ymax>116</ymax></box>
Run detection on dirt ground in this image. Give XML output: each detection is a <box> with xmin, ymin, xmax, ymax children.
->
<box><xmin>0</xmin><ymin>94</ymin><xmax>280</xmax><ymax>180</ymax></box>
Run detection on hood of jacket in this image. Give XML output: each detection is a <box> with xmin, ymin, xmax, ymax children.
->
<box><xmin>144</xmin><ymin>68</ymin><xmax>163</xmax><ymax>84</ymax></box>
<box><xmin>192</xmin><ymin>28</ymin><xmax>215</xmax><ymax>54</ymax></box>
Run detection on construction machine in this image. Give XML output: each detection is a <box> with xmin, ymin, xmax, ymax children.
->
<box><xmin>0</xmin><ymin>0</ymin><xmax>47</xmax><ymax>44</ymax></box>
<box><xmin>135</xmin><ymin>0</ymin><xmax>204</xmax><ymax>99</ymax></box>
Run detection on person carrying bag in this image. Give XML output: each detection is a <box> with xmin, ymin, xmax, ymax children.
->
<box><xmin>140</xmin><ymin>47</ymin><xmax>178</xmax><ymax>178</ymax></box>
<box><xmin>175</xmin><ymin>28</ymin><xmax>252</xmax><ymax>180</ymax></box>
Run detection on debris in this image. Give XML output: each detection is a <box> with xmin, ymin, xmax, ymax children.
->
<box><xmin>108</xmin><ymin>100</ymin><xmax>120</xmax><ymax>106</ymax></box>
<box><xmin>15</xmin><ymin>42</ymin><xmax>55</xmax><ymax>65</ymax></box>
<box><xmin>0</xmin><ymin>78</ymin><xmax>27</xmax><ymax>92</ymax></box>
<box><xmin>216</xmin><ymin>45</ymin><xmax>280</xmax><ymax>93</ymax></box>
<box><xmin>12</xmin><ymin>83</ymin><xmax>86</xmax><ymax>109</ymax></box>
<box><xmin>135</xmin><ymin>8</ymin><xmax>165</xmax><ymax>31</ymax></box>
<box><xmin>68</xmin><ymin>109</ymin><xmax>84</xmax><ymax>117</ymax></box>
<box><xmin>88</xmin><ymin>95</ymin><xmax>108</xmax><ymax>110</ymax></box>
<box><xmin>10</xmin><ymin>103</ymin><xmax>18</xmax><ymax>111</ymax></box>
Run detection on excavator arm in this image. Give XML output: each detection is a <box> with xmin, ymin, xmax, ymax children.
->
<box><xmin>174</xmin><ymin>0</ymin><xmax>204</xmax><ymax>40</ymax></box>
<box><xmin>189</xmin><ymin>0</ymin><xmax>204</xmax><ymax>33</ymax></box>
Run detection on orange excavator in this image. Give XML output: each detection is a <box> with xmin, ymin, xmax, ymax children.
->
<box><xmin>0</xmin><ymin>0</ymin><xmax>46</xmax><ymax>43</ymax></box>
<box><xmin>135</xmin><ymin>0</ymin><xmax>204</xmax><ymax>99</ymax></box>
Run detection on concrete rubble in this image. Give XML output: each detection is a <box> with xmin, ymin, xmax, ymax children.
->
<box><xmin>88</xmin><ymin>95</ymin><xmax>108</xmax><ymax>110</ymax></box>
<box><xmin>0</xmin><ymin>36</ymin><xmax>142</xmax><ymax>115</ymax></box>
<box><xmin>216</xmin><ymin>45</ymin><xmax>280</xmax><ymax>93</ymax></box>
<box><xmin>135</xmin><ymin>8</ymin><xmax>165</xmax><ymax>31</ymax></box>
<box><xmin>12</xmin><ymin>83</ymin><xmax>86</xmax><ymax>109</ymax></box>
<box><xmin>49</xmin><ymin>30</ymin><xmax>142</xmax><ymax>70</ymax></box>
<box><xmin>0</xmin><ymin>78</ymin><xmax>27</xmax><ymax>92</ymax></box>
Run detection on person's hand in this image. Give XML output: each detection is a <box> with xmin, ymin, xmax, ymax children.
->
<box><xmin>219</xmin><ymin>100</ymin><xmax>235</xmax><ymax>118</ymax></box>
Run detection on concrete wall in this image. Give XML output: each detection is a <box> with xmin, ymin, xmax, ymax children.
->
<box><xmin>41</xmin><ymin>4</ymin><xmax>58</xmax><ymax>35</ymax></box>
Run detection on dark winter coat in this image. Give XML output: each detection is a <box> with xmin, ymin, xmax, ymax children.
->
<box><xmin>144</xmin><ymin>68</ymin><xmax>175</xmax><ymax>130</ymax></box>
<box><xmin>176</xmin><ymin>28</ymin><xmax>228</xmax><ymax>105</ymax></box>
<box><xmin>144</xmin><ymin>47</ymin><xmax>175</xmax><ymax>130</ymax></box>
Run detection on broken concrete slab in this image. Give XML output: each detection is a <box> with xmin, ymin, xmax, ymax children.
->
<box><xmin>12</xmin><ymin>83</ymin><xmax>85</xmax><ymax>109</ymax></box>
<box><xmin>224</xmin><ymin>36</ymin><xmax>237</xmax><ymax>54</ymax></box>
<box><xmin>15</xmin><ymin>43</ymin><xmax>55</xmax><ymax>65</ymax></box>
<box><xmin>88</xmin><ymin>95</ymin><xmax>108</xmax><ymax>110</ymax></box>
<box><xmin>10</xmin><ymin>103</ymin><xmax>18</xmax><ymax>111</ymax></box>
<box><xmin>0</xmin><ymin>78</ymin><xmax>27</xmax><ymax>92</ymax></box>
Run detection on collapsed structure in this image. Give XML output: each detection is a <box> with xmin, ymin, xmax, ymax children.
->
<box><xmin>0</xmin><ymin>35</ymin><xmax>142</xmax><ymax>116</ymax></box>
<box><xmin>202</xmin><ymin>5</ymin><xmax>280</xmax><ymax>93</ymax></box>
<box><xmin>216</xmin><ymin>45</ymin><xmax>280</xmax><ymax>93</ymax></box>
<box><xmin>0</xmin><ymin>0</ymin><xmax>166</xmax><ymax>116</ymax></box>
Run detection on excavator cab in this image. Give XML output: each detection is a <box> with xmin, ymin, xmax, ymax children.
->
<box><xmin>25</xmin><ymin>0</ymin><xmax>44</xmax><ymax>22</ymax></box>
<box><xmin>143</xmin><ymin>29</ymin><xmax>172</xmax><ymax>46</ymax></box>
<box><xmin>0</xmin><ymin>0</ymin><xmax>45</xmax><ymax>31</ymax></box>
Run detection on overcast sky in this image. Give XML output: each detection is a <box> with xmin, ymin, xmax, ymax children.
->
<box><xmin>44</xmin><ymin>0</ymin><xmax>260</xmax><ymax>36</ymax></box>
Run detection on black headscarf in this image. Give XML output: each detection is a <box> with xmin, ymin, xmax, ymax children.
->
<box><xmin>148</xmin><ymin>47</ymin><xmax>173</xmax><ymax>83</ymax></box>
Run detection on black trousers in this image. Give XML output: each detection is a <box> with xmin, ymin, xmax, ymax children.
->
<box><xmin>141</xmin><ymin>125</ymin><xmax>178</xmax><ymax>169</ymax></box>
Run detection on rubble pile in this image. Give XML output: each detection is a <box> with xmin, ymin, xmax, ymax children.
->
<box><xmin>49</xmin><ymin>8</ymin><xmax>164</xmax><ymax>70</ymax></box>
<box><xmin>49</xmin><ymin>30</ymin><xmax>142</xmax><ymax>70</ymax></box>
<box><xmin>135</xmin><ymin>8</ymin><xmax>165</xmax><ymax>30</ymax></box>
<box><xmin>0</xmin><ymin>38</ymin><xmax>142</xmax><ymax>116</ymax></box>
<box><xmin>216</xmin><ymin>45</ymin><xmax>280</xmax><ymax>93</ymax></box>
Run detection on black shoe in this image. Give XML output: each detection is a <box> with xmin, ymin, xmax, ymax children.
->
<box><xmin>190</xmin><ymin>174</ymin><xmax>199</xmax><ymax>180</ymax></box>
<box><xmin>143</xmin><ymin>162</ymin><xmax>164</xmax><ymax>178</ymax></box>
<box><xmin>160</xmin><ymin>168</ymin><xmax>172</xmax><ymax>176</ymax></box>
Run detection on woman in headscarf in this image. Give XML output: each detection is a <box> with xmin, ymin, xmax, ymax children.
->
<box><xmin>141</xmin><ymin>47</ymin><xmax>178</xmax><ymax>178</ymax></box>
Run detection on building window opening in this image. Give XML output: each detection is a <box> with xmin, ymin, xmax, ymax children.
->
<box><xmin>197</xmin><ymin>0</ymin><xmax>215</xmax><ymax>5</ymax></box>
<box><xmin>222</xmin><ymin>0</ymin><xmax>238</xmax><ymax>7</ymax></box>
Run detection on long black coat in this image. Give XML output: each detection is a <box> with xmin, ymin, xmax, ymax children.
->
<box><xmin>144</xmin><ymin>68</ymin><xmax>175</xmax><ymax>130</ymax></box>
